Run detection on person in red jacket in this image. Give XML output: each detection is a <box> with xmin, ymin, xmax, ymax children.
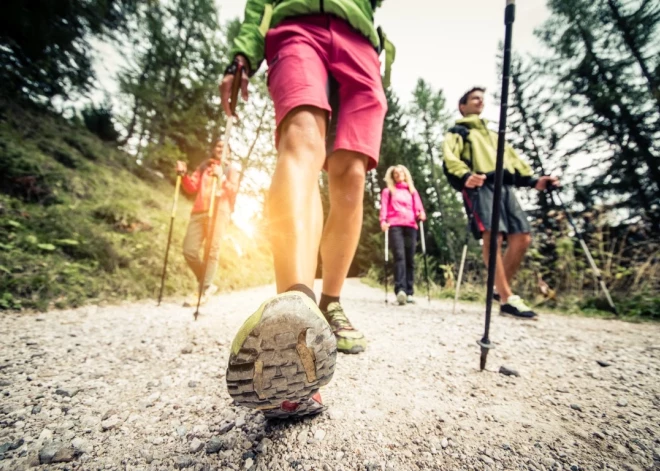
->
<box><xmin>177</xmin><ymin>139</ymin><xmax>240</xmax><ymax>307</ymax></box>
<box><xmin>380</xmin><ymin>165</ymin><xmax>426</xmax><ymax>305</ymax></box>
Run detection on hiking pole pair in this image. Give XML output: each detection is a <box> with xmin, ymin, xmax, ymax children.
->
<box><xmin>479</xmin><ymin>0</ymin><xmax>515</xmax><ymax>372</ymax></box>
<box><xmin>157</xmin><ymin>169</ymin><xmax>185</xmax><ymax>306</ymax></box>
<box><xmin>548</xmin><ymin>186</ymin><xmax>618</xmax><ymax>315</ymax></box>
<box><xmin>193</xmin><ymin>63</ymin><xmax>244</xmax><ymax>320</ymax></box>
<box><xmin>419</xmin><ymin>220</ymin><xmax>431</xmax><ymax>303</ymax></box>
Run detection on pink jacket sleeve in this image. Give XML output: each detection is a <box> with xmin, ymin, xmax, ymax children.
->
<box><xmin>380</xmin><ymin>188</ymin><xmax>390</xmax><ymax>223</ymax></box>
<box><xmin>413</xmin><ymin>191</ymin><xmax>425</xmax><ymax>218</ymax></box>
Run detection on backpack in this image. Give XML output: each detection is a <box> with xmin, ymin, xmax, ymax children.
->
<box><xmin>443</xmin><ymin>124</ymin><xmax>472</xmax><ymax>191</ymax></box>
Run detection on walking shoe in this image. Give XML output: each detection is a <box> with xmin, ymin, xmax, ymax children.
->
<box><xmin>226</xmin><ymin>292</ymin><xmax>337</xmax><ymax>419</ymax></box>
<box><xmin>322</xmin><ymin>302</ymin><xmax>367</xmax><ymax>354</ymax></box>
<box><xmin>406</xmin><ymin>295</ymin><xmax>415</xmax><ymax>304</ymax></box>
<box><xmin>500</xmin><ymin>295</ymin><xmax>538</xmax><ymax>320</ymax></box>
<box><xmin>396</xmin><ymin>291</ymin><xmax>407</xmax><ymax>305</ymax></box>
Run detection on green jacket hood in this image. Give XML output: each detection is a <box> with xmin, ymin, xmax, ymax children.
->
<box><xmin>455</xmin><ymin>114</ymin><xmax>487</xmax><ymax>128</ymax></box>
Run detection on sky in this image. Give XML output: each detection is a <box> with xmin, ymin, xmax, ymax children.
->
<box><xmin>216</xmin><ymin>0</ymin><xmax>551</xmax><ymax>122</ymax></box>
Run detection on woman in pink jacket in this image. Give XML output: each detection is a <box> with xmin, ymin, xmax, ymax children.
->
<box><xmin>380</xmin><ymin>165</ymin><xmax>427</xmax><ymax>305</ymax></box>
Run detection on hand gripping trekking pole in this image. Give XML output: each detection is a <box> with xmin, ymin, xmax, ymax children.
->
<box><xmin>384</xmin><ymin>229</ymin><xmax>389</xmax><ymax>304</ymax></box>
<box><xmin>479</xmin><ymin>0</ymin><xmax>516</xmax><ymax>371</ymax></box>
<box><xmin>157</xmin><ymin>171</ymin><xmax>184</xmax><ymax>306</ymax></box>
<box><xmin>193</xmin><ymin>63</ymin><xmax>244</xmax><ymax>320</ymax></box>
<box><xmin>419</xmin><ymin>221</ymin><xmax>431</xmax><ymax>303</ymax></box>
<box><xmin>549</xmin><ymin>186</ymin><xmax>618</xmax><ymax>315</ymax></box>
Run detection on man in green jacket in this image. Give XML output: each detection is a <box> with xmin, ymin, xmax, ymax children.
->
<box><xmin>220</xmin><ymin>0</ymin><xmax>391</xmax><ymax>418</ymax></box>
<box><xmin>443</xmin><ymin>87</ymin><xmax>558</xmax><ymax>320</ymax></box>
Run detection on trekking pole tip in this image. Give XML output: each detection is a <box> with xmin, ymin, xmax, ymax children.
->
<box><xmin>477</xmin><ymin>339</ymin><xmax>494</xmax><ymax>371</ymax></box>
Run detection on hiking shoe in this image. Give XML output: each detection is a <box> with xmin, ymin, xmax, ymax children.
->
<box><xmin>500</xmin><ymin>295</ymin><xmax>538</xmax><ymax>320</ymax></box>
<box><xmin>226</xmin><ymin>292</ymin><xmax>337</xmax><ymax>419</ymax></box>
<box><xmin>406</xmin><ymin>295</ymin><xmax>415</xmax><ymax>304</ymax></box>
<box><xmin>396</xmin><ymin>291</ymin><xmax>407</xmax><ymax>305</ymax></box>
<box><xmin>322</xmin><ymin>302</ymin><xmax>367</xmax><ymax>354</ymax></box>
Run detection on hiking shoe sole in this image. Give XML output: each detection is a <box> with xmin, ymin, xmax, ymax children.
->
<box><xmin>499</xmin><ymin>310</ymin><xmax>539</xmax><ymax>321</ymax></box>
<box><xmin>226</xmin><ymin>292</ymin><xmax>337</xmax><ymax>419</ymax></box>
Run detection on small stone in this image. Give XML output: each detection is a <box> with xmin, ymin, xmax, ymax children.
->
<box><xmin>556</xmin><ymin>387</ymin><xmax>570</xmax><ymax>394</ymax></box>
<box><xmin>71</xmin><ymin>438</ymin><xmax>91</xmax><ymax>454</ymax></box>
<box><xmin>297</xmin><ymin>430</ymin><xmax>308</xmax><ymax>443</ymax></box>
<box><xmin>189</xmin><ymin>438</ymin><xmax>203</xmax><ymax>453</ymax></box>
<box><xmin>499</xmin><ymin>366</ymin><xmax>520</xmax><ymax>377</ymax></box>
<box><xmin>140</xmin><ymin>449</ymin><xmax>154</xmax><ymax>464</ymax></box>
<box><xmin>219</xmin><ymin>422</ymin><xmax>235</xmax><ymax>434</ymax></box>
<box><xmin>235</xmin><ymin>416</ymin><xmax>246</xmax><ymax>428</ymax></box>
<box><xmin>101</xmin><ymin>416</ymin><xmax>121</xmax><ymax>431</ymax></box>
<box><xmin>32</xmin><ymin>405</ymin><xmax>42</xmax><ymax>414</ymax></box>
<box><xmin>336</xmin><ymin>451</ymin><xmax>345</xmax><ymax>460</ymax></box>
<box><xmin>188</xmin><ymin>380</ymin><xmax>198</xmax><ymax>388</ymax></box>
<box><xmin>570</xmin><ymin>404</ymin><xmax>582</xmax><ymax>412</ymax></box>
<box><xmin>314</xmin><ymin>429</ymin><xmax>326</xmax><ymax>441</ymax></box>
<box><xmin>501</xmin><ymin>443</ymin><xmax>511</xmax><ymax>451</ymax></box>
<box><xmin>102</xmin><ymin>409</ymin><xmax>117</xmax><ymax>420</ymax></box>
<box><xmin>441</xmin><ymin>438</ymin><xmax>449</xmax><ymax>449</ymax></box>
<box><xmin>256</xmin><ymin>438</ymin><xmax>271</xmax><ymax>454</ymax></box>
<box><xmin>617</xmin><ymin>398</ymin><xmax>628</xmax><ymax>407</ymax></box>
<box><xmin>596</xmin><ymin>360</ymin><xmax>611</xmax><ymax>367</ymax></box>
<box><xmin>39</xmin><ymin>443</ymin><xmax>75</xmax><ymax>464</ymax></box>
<box><xmin>543</xmin><ymin>458</ymin><xmax>556</xmax><ymax>467</ymax></box>
<box><xmin>205</xmin><ymin>436</ymin><xmax>223</xmax><ymax>454</ymax></box>
<box><xmin>593</xmin><ymin>431</ymin><xmax>605</xmax><ymax>439</ymax></box>
<box><xmin>480</xmin><ymin>455</ymin><xmax>494</xmax><ymax>466</ymax></box>
<box><xmin>55</xmin><ymin>388</ymin><xmax>79</xmax><ymax>398</ymax></box>
<box><xmin>177</xmin><ymin>426</ymin><xmax>187</xmax><ymax>437</ymax></box>
<box><xmin>244</xmin><ymin>458</ymin><xmax>254</xmax><ymax>469</ymax></box>
<box><xmin>174</xmin><ymin>455</ymin><xmax>195</xmax><ymax>469</ymax></box>
<box><xmin>181</xmin><ymin>345</ymin><xmax>193</xmax><ymax>354</ymax></box>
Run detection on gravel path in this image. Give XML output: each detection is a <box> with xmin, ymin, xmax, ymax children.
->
<box><xmin>1</xmin><ymin>279</ymin><xmax>659</xmax><ymax>471</ymax></box>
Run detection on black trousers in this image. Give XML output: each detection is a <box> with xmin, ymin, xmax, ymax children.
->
<box><xmin>389</xmin><ymin>226</ymin><xmax>417</xmax><ymax>295</ymax></box>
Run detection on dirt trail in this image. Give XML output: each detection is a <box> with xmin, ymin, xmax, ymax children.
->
<box><xmin>1</xmin><ymin>279</ymin><xmax>659</xmax><ymax>471</ymax></box>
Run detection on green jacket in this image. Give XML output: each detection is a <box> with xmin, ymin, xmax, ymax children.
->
<box><xmin>442</xmin><ymin>114</ymin><xmax>537</xmax><ymax>190</ymax></box>
<box><xmin>231</xmin><ymin>0</ymin><xmax>395</xmax><ymax>84</ymax></box>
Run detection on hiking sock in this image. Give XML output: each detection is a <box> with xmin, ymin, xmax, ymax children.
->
<box><xmin>286</xmin><ymin>284</ymin><xmax>316</xmax><ymax>304</ymax></box>
<box><xmin>319</xmin><ymin>294</ymin><xmax>340</xmax><ymax>313</ymax></box>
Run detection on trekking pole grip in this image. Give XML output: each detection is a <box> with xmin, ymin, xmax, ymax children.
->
<box><xmin>229</xmin><ymin>63</ymin><xmax>244</xmax><ymax>117</ymax></box>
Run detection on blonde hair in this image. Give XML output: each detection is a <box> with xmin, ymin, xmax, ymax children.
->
<box><xmin>384</xmin><ymin>165</ymin><xmax>417</xmax><ymax>194</ymax></box>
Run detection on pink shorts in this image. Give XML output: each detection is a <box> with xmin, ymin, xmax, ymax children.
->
<box><xmin>265</xmin><ymin>15</ymin><xmax>387</xmax><ymax>171</ymax></box>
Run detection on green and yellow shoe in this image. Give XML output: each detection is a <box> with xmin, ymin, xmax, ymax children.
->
<box><xmin>226</xmin><ymin>292</ymin><xmax>337</xmax><ymax>419</ymax></box>
<box><xmin>322</xmin><ymin>302</ymin><xmax>367</xmax><ymax>354</ymax></box>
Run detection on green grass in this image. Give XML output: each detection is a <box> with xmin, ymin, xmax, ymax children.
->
<box><xmin>0</xmin><ymin>99</ymin><xmax>273</xmax><ymax>311</ymax></box>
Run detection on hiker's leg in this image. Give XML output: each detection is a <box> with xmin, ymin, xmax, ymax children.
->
<box><xmin>202</xmin><ymin>210</ymin><xmax>230</xmax><ymax>289</ymax></box>
<box><xmin>389</xmin><ymin>226</ymin><xmax>406</xmax><ymax>294</ymax></box>
<box><xmin>404</xmin><ymin>227</ymin><xmax>417</xmax><ymax>295</ymax></box>
<box><xmin>482</xmin><ymin>230</ymin><xmax>513</xmax><ymax>302</ymax></box>
<box><xmin>268</xmin><ymin>106</ymin><xmax>328</xmax><ymax>293</ymax></box>
<box><xmin>320</xmin><ymin>152</ymin><xmax>368</xmax><ymax>296</ymax></box>
<box><xmin>182</xmin><ymin>213</ymin><xmax>207</xmax><ymax>285</ymax></box>
<box><xmin>503</xmin><ymin>232</ymin><xmax>531</xmax><ymax>284</ymax></box>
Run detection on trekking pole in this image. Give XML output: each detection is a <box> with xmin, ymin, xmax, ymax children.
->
<box><xmin>419</xmin><ymin>220</ymin><xmax>431</xmax><ymax>303</ymax></box>
<box><xmin>384</xmin><ymin>229</ymin><xmax>389</xmax><ymax>304</ymax></box>
<box><xmin>479</xmin><ymin>0</ymin><xmax>515</xmax><ymax>371</ymax></box>
<box><xmin>549</xmin><ymin>186</ymin><xmax>618</xmax><ymax>315</ymax></box>
<box><xmin>157</xmin><ymin>170</ymin><xmax>184</xmax><ymax>306</ymax></box>
<box><xmin>193</xmin><ymin>62</ymin><xmax>244</xmax><ymax>320</ymax></box>
<box><xmin>453</xmin><ymin>232</ymin><xmax>468</xmax><ymax>315</ymax></box>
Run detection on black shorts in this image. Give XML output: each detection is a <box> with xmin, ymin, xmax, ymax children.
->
<box><xmin>462</xmin><ymin>183</ymin><xmax>531</xmax><ymax>240</ymax></box>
